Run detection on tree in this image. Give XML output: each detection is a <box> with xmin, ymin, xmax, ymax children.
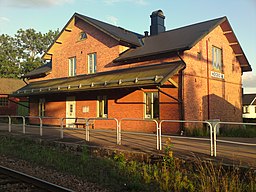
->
<box><xmin>15</xmin><ymin>28</ymin><xmax>59</xmax><ymax>75</ymax></box>
<box><xmin>0</xmin><ymin>28</ymin><xmax>59</xmax><ymax>78</ymax></box>
<box><xmin>0</xmin><ymin>34</ymin><xmax>20</xmax><ymax>78</ymax></box>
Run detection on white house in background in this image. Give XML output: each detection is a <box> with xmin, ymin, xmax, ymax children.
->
<box><xmin>242</xmin><ymin>94</ymin><xmax>256</xmax><ymax>119</ymax></box>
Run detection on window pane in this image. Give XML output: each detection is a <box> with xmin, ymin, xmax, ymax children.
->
<box><xmin>69</xmin><ymin>57</ymin><xmax>76</xmax><ymax>76</ymax></box>
<box><xmin>104</xmin><ymin>96</ymin><xmax>108</xmax><ymax>116</ymax></box>
<box><xmin>98</xmin><ymin>96</ymin><xmax>107</xmax><ymax>118</ymax></box>
<box><xmin>99</xmin><ymin>100</ymin><xmax>103</xmax><ymax>117</ymax></box>
<box><xmin>39</xmin><ymin>98</ymin><xmax>45</xmax><ymax>117</ymax></box>
<box><xmin>153</xmin><ymin>92</ymin><xmax>159</xmax><ymax>118</ymax></box>
<box><xmin>145</xmin><ymin>92</ymin><xmax>159</xmax><ymax>119</ymax></box>
<box><xmin>212</xmin><ymin>46</ymin><xmax>222</xmax><ymax>71</ymax></box>
<box><xmin>88</xmin><ymin>53</ymin><xmax>96</xmax><ymax>74</ymax></box>
<box><xmin>145</xmin><ymin>93</ymin><xmax>152</xmax><ymax>118</ymax></box>
<box><xmin>80</xmin><ymin>32</ymin><xmax>87</xmax><ymax>40</ymax></box>
<box><xmin>0</xmin><ymin>97</ymin><xmax>8</xmax><ymax>107</ymax></box>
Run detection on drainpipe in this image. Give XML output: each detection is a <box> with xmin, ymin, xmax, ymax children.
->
<box><xmin>177</xmin><ymin>52</ymin><xmax>186</xmax><ymax>133</ymax></box>
<box><xmin>206</xmin><ymin>40</ymin><xmax>210</xmax><ymax>119</ymax></box>
<box><xmin>22</xmin><ymin>78</ymin><xmax>29</xmax><ymax>85</ymax></box>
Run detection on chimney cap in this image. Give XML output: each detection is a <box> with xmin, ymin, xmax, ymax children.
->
<box><xmin>144</xmin><ymin>31</ymin><xmax>149</xmax><ymax>37</ymax></box>
<box><xmin>150</xmin><ymin>10</ymin><xmax>165</xmax><ymax>19</ymax></box>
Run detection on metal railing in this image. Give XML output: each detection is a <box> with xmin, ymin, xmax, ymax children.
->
<box><xmin>159</xmin><ymin>120</ymin><xmax>214</xmax><ymax>156</ymax></box>
<box><xmin>86</xmin><ymin>118</ymin><xmax>118</xmax><ymax>143</ymax></box>
<box><xmin>25</xmin><ymin>116</ymin><xmax>43</xmax><ymax>136</ymax></box>
<box><xmin>60</xmin><ymin>117</ymin><xmax>87</xmax><ymax>139</ymax></box>
<box><xmin>119</xmin><ymin>118</ymin><xmax>159</xmax><ymax>149</ymax></box>
<box><xmin>213</xmin><ymin>121</ymin><xmax>256</xmax><ymax>157</ymax></box>
<box><xmin>1</xmin><ymin>115</ymin><xmax>255</xmax><ymax>159</ymax></box>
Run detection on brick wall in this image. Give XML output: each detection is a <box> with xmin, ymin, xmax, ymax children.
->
<box><xmin>182</xmin><ymin>25</ymin><xmax>242</xmax><ymax>129</ymax></box>
<box><xmin>27</xmin><ymin>18</ymin><xmax>243</xmax><ymax>133</ymax></box>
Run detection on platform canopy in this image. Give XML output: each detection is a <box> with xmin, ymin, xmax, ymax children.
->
<box><xmin>13</xmin><ymin>61</ymin><xmax>185</xmax><ymax>97</ymax></box>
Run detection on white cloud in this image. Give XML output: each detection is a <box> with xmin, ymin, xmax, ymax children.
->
<box><xmin>104</xmin><ymin>0</ymin><xmax>147</xmax><ymax>5</ymax></box>
<box><xmin>106</xmin><ymin>15</ymin><xmax>118</xmax><ymax>25</ymax></box>
<box><xmin>0</xmin><ymin>17</ymin><xmax>10</xmax><ymax>22</ymax></box>
<box><xmin>242</xmin><ymin>72</ymin><xmax>256</xmax><ymax>88</ymax></box>
<box><xmin>3</xmin><ymin>0</ymin><xmax>74</xmax><ymax>8</ymax></box>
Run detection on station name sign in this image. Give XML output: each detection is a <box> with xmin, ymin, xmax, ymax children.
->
<box><xmin>211</xmin><ymin>71</ymin><xmax>224</xmax><ymax>79</ymax></box>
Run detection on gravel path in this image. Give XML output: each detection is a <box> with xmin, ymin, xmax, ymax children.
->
<box><xmin>0</xmin><ymin>155</ymin><xmax>109</xmax><ymax>192</ymax></box>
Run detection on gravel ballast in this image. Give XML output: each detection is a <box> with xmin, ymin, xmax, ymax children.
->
<box><xmin>0</xmin><ymin>155</ymin><xmax>109</xmax><ymax>192</ymax></box>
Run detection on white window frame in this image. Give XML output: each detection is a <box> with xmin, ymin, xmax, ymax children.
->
<box><xmin>212</xmin><ymin>46</ymin><xmax>223</xmax><ymax>72</ymax></box>
<box><xmin>144</xmin><ymin>92</ymin><xmax>159</xmax><ymax>119</ymax></box>
<box><xmin>68</xmin><ymin>57</ymin><xmax>76</xmax><ymax>76</ymax></box>
<box><xmin>97</xmin><ymin>96</ymin><xmax>108</xmax><ymax>118</ymax></box>
<box><xmin>39</xmin><ymin>98</ymin><xmax>45</xmax><ymax>117</ymax></box>
<box><xmin>88</xmin><ymin>53</ymin><xmax>97</xmax><ymax>74</ymax></box>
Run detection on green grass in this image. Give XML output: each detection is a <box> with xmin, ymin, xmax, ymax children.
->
<box><xmin>185</xmin><ymin>125</ymin><xmax>256</xmax><ymax>138</ymax></box>
<box><xmin>220</xmin><ymin>125</ymin><xmax>256</xmax><ymax>138</ymax></box>
<box><xmin>0</xmin><ymin>135</ymin><xmax>255</xmax><ymax>192</ymax></box>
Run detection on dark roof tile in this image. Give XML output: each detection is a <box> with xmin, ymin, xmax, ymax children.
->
<box><xmin>243</xmin><ymin>94</ymin><xmax>256</xmax><ymax>105</ymax></box>
<box><xmin>22</xmin><ymin>62</ymin><xmax>52</xmax><ymax>79</ymax></box>
<box><xmin>76</xmin><ymin>13</ymin><xmax>143</xmax><ymax>47</ymax></box>
<box><xmin>115</xmin><ymin>17</ymin><xmax>226</xmax><ymax>62</ymax></box>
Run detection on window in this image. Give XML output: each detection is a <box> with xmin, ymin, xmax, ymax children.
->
<box><xmin>68</xmin><ymin>57</ymin><xmax>76</xmax><ymax>76</ymax></box>
<box><xmin>243</xmin><ymin>106</ymin><xmax>250</xmax><ymax>114</ymax></box>
<box><xmin>80</xmin><ymin>32</ymin><xmax>87</xmax><ymax>40</ymax></box>
<box><xmin>39</xmin><ymin>98</ymin><xmax>45</xmax><ymax>117</ymax></box>
<box><xmin>0</xmin><ymin>97</ymin><xmax>8</xmax><ymax>107</ymax></box>
<box><xmin>144</xmin><ymin>92</ymin><xmax>159</xmax><ymax>119</ymax></box>
<box><xmin>212</xmin><ymin>46</ymin><xmax>223</xmax><ymax>72</ymax></box>
<box><xmin>88</xmin><ymin>53</ymin><xmax>96</xmax><ymax>74</ymax></box>
<box><xmin>97</xmin><ymin>96</ymin><xmax>108</xmax><ymax>118</ymax></box>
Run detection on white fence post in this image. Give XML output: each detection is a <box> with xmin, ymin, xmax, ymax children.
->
<box><xmin>212</xmin><ymin>121</ymin><xmax>256</xmax><ymax>157</ymax></box>
<box><xmin>22</xmin><ymin>116</ymin><xmax>25</xmax><ymax>134</ymax></box>
<box><xmin>8</xmin><ymin>116</ymin><xmax>11</xmax><ymax>132</ymax></box>
<box><xmin>119</xmin><ymin>118</ymin><xmax>159</xmax><ymax>150</ymax></box>
<box><xmin>60</xmin><ymin>118</ymin><xmax>64</xmax><ymax>139</ymax></box>
<box><xmin>159</xmin><ymin>120</ymin><xmax>213</xmax><ymax>156</ymax></box>
<box><xmin>85</xmin><ymin>120</ymin><xmax>89</xmax><ymax>141</ymax></box>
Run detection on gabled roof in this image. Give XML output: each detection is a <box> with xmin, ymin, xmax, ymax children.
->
<box><xmin>22</xmin><ymin>62</ymin><xmax>52</xmax><ymax>79</ymax></box>
<box><xmin>115</xmin><ymin>17</ymin><xmax>226</xmax><ymax>62</ymax></box>
<box><xmin>0</xmin><ymin>78</ymin><xmax>26</xmax><ymax>94</ymax></box>
<box><xmin>75</xmin><ymin>13</ymin><xmax>143</xmax><ymax>47</ymax></box>
<box><xmin>114</xmin><ymin>16</ymin><xmax>252</xmax><ymax>72</ymax></box>
<box><xmin>13</xmin><ymin>61</ymin><xmax>185</xmax><ymax>97</ymax></box>
<box><xmin>243</xmin><ymin>94</ymin><xmax>256</xmax><ymax>105</ymax></box>
<box><xmin>43</xmin><ymin>13</ymin><xmax>143</xmax><ymax>60</ymax></box>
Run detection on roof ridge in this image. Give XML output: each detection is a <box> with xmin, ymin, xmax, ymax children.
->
<box><xmin>161</xmin><ymin>16</ymin><xmax>227</xmax><ymax>34</ymax></box>
<box><xmin>76</xmin><ymin>12</ymin><xmax>141</xmax><ymax>35</ymax></box>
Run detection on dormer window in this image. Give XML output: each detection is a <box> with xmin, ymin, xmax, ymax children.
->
<box><xmin>80</xmin><ymin>32</ymin><xmax>87</xmax><ymax>40</ymax></box>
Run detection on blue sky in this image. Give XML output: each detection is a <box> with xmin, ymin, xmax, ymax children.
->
<box><xmin>0</xmin><ymin>0</ymin><xmax>255</xmax><ymax>93</ymax></box>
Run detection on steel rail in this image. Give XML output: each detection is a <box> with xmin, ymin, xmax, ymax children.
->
<box><xmin>0</xmin><ymin>165</ymin><xmax>74</xmax><ymax>192</ymax></box>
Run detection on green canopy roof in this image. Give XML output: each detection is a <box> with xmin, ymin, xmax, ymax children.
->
<box><xmin>13</xmin><ymin>61</ymin><xmax>185</xmax><ymax>97</ymax></box>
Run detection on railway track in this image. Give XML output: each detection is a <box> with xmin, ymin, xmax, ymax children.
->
<box><xmin>0</xmin><ymin>165</ymin><xmax>74</xmax><ymax>192</ymax></box>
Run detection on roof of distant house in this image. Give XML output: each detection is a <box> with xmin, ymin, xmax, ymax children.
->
<box><xmin>243</xmin><ymin>94</ymin><xmax>256</xmax><ymax>105</ymax></box>
<box><xmin>22</xmin><ymin>62</ymin><xmax>52</xmax><ymax>79</ymax></box>
<box><xmin>0</xmin><ymin>78</ymin><xmax>26</xmax><ymax>94</ymax></box>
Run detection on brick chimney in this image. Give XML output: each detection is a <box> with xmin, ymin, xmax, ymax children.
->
<box><xmin>150</xmin><ymin>10</ymin><xmax>165</xmax><ymax>36</ymax></box>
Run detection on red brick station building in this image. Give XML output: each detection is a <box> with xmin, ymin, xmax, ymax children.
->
<box><xmin>13</xmin><ymin>10</ymin><xmax>252</xmax><ymax>133</ymax></box>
